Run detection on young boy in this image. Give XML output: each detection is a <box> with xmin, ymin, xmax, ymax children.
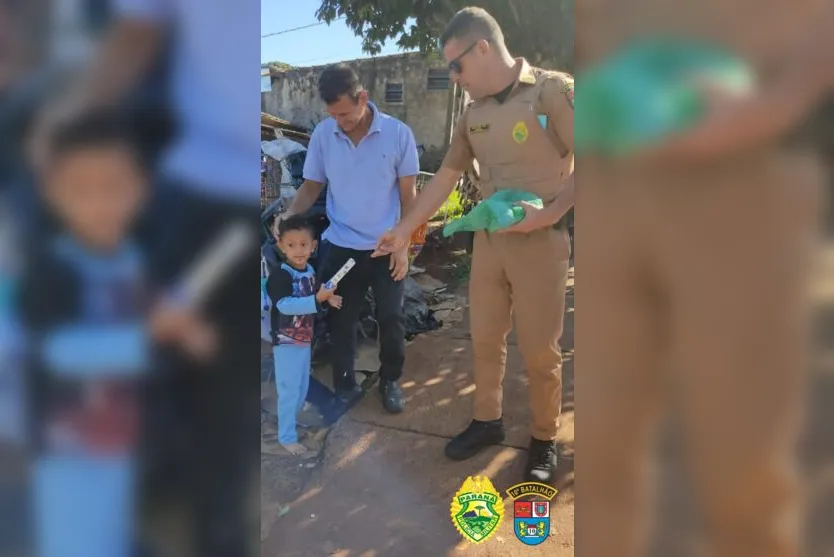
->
<box><xmin>19</xmin><ymin>110</ymin><xmax>212</xmax><ymax>557</ymax></box>
<box><xmin>266</xmin><ymin>215</ymin><xmax>341</xmax><ymax>456</ymax></box>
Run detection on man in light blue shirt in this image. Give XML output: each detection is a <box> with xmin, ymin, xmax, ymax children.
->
<box><xmin>36</xmin><ymin>0</ymin><xmax>260</xmax><ymax>205</ymax></box>
<box><xmin>281</xmin><ymin>64</ymin><xmax>419</xmax><ymax>414</ymax></box>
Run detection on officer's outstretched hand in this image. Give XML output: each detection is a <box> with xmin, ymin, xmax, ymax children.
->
<box><xmin>500</xmin><ymin>201</ymin><xmax>554</xmax><ymax>234</ymax></box>
<box><xmin>372</xmin><ymin>225</ymin><xmax>409</xmax><ymax>258</ymax></box>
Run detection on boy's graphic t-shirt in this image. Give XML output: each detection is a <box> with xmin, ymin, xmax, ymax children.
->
<box><xmin>21</xmin><ymin>236</ymin><xmax>149</xmax><ymax>457</ymax></box>
<box><xmin>267</xmin><ymin>263</ymin><xmax>317</xmax><ymax>345</ymax></box>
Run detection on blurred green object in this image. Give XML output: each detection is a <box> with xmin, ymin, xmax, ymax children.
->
<box><xmin>575</xmin><ymin>38</ymin><xmax>755</xmax><ymax>156</ymax></box>
<box><xmin>442</xmin><ymin>189</ymin><xmax>543</xmax><ymax>237</ymax></box>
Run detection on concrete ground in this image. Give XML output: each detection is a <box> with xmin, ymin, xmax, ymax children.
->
<box><xmin>261</xmin><ymin>270</ymin><xmax>575</xmax><ymax>557</ymax></box>
<box><xmin>261</xmin><ymin>251</ymin><xmax>834</xmax><ymax>557</ymax></box>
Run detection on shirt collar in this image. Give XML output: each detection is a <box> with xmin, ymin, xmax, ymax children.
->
<box><xmin>53</xmin><ymin>235</ymin><xmax>140</xmax><ymax>279</ymax></box>
<box><xmin>368</xmin><ymin>102</ymin><xmax>383</xmax><ymax>133</ymax></box>
<box><xmin>334</xmin><ymin>101</ymin><xmax>383</xmax><ymax>136</ymax></box>
<box><xmin>517</xmin><ymin>58</ymin><xmax>537</xmax><ymax>86</ymax></box>
<box><xmin>486</xmin><ymin>59</ymin><xmax>537</xmax><ymax>104</ymax></box>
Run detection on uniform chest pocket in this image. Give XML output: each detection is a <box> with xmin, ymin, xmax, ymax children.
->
<box><xmin>469</xmin><ymin>100</ymin><xmax>540</xmax><ymax>160</ymax></box>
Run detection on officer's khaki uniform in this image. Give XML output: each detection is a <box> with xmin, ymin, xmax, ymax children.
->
<box><xmin>577</xmin><ymin>3</ymin><xmax>828</xmax><ymax>556</ymax></box>
<box><xmin>443</xmin><ymin>60</ymin><xmax>574</xmax><ymax>441</ymax></box>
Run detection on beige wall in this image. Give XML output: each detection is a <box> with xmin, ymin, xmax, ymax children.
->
<box><xmin>262</xmin><ymin>54</ymin><xmax>454</xmax><ymax>154</ymax></box>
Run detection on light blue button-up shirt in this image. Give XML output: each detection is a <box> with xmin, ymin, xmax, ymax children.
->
<box><xmin>303</xmin><ymin>102</ymin><xmax>419</xmax><ymax>251</ymax></box>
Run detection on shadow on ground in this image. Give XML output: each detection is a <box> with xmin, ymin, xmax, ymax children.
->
<box><xmin>646</xmin><ymin>301</ymin><xmax>834</xmax><ymax>557</ymax></box>
<box><xmin>261</xmin><ymin>278</ymin><xmax>575</xmax><ymax>556</ymax></box>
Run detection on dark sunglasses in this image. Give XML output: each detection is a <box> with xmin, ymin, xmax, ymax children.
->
<box><xmin>448</xmin><ymin>41</ymin><xmax>480</xmax><ymax>74</ymax></box>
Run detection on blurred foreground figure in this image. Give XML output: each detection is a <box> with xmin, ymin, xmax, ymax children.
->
<box><xmin>21</xmin><ymin>111</ymin><xmax>214</xmax><ymax>557</ymax></box>
<box><xmin>577</xmin><ymin>3</ymin><xmax>832</xmax><ymax>557</ymax></box>
<box><xmin>29</xmin><ymin>1</ymin><xmax>261</xmax><ymax>556</ymax></box>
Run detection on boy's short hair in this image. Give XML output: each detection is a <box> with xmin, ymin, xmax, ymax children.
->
<box><xmin>49</xmin><ymin>110</ymin><xmax>142</xmax><ymax>165</ymax></box>
<box><xmin>277</xmin><ymin>214</ymin><xmax>316</xmax><ymax>238</ymax></box>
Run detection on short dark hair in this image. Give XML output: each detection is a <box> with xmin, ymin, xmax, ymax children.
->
<box><xmin>277</xmin><ymin>214</ymin><xmax>315</xmax><ymax>238</ymax></box>
<box><xmin>317</xmin><ymin>63</ymin><xmax>364</xmax><ymax>105</ymax></box>
<box><xmin>439</xmin><ymin>7</ymin><xmax>505</xmax><ymax>49</ymax></box>
<box><xmin>49</xmin><ymin>110</ymin><xmax>141</xmax><ymax>164</ymax></box>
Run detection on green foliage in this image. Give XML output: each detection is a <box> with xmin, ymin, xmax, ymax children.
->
<box><xmin>315</xmin><ymin>0</ymin><xmax>573</xmax><ymax>72</ymax></box>
<box><xmin>432</xmin><ymin>189</ymin><xmax>466</xmax><ymax>222</ymax></box>
<box><xmin>264</xmin><ymin>61</ymin><xmax>295</xmax><ymax>71</ymax></box>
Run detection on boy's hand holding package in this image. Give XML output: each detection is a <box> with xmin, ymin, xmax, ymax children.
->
<box><xmin>315</xmin><ymin>285</ymin><xmax>342</xmax><ymax>309</ymax></box>
<box><xmin>148</xmin><ymin>302</ymin><xmax>218</xmax><ymax>361</ymax></box>
<box><xmin>316</xmin><ymin>284</ymin><xmax>338</xmax><ymax>306</ymax></box>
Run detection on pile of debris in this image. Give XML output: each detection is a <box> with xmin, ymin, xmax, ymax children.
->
<box><xmin>405</xmin><ymin>266</ymin><xmax>467</xmax><ymax>339</ymax></box>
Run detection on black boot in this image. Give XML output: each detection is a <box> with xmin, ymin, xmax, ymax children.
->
<box><xmin>444</xmin><ymin>419</ymin><xmax>506</xmax><ymax>461</ymax></box>
<box><xmin>525</xmin><ymin>438</ymin><xmax>558</xmax><ymax>483</ymax></box>
<box><xmin>379</xmin><ymin>379</ymin><xmax>405</xmax><ymax>414</ymax></box>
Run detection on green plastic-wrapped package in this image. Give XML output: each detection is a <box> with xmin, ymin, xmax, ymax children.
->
<box><xmin>442</xmin><ymin>189</ymin><xmax>543</xmax><ymax>237</ymax></box>
<box><xmin>575</xmin><ymin>38</ymin><xmax>755</xmax><ymax>156</ymax></box>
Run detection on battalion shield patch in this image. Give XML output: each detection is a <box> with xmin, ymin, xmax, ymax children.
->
<box><xmin>506</xmin><ymin>481</ymin><xmax>558</xmax><ymax>546</ymax></box>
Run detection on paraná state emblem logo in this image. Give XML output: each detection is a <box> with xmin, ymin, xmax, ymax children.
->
<box><xmin>450</xmin><ymin>475</ymin><xmax>504</xmax><ymax>544</ymax></box>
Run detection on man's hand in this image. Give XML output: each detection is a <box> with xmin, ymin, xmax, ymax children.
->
<box><xmin>328</xmin><ymin>295</ymin><xmax>343</xmax><ymax>309</ymax></box>
<box><xmin>270</xmin><ymin>213</ymin><xmax>287</xmax><ymax>241</ymax></box>
<box><xmin>389</xmin><ymin>247</ymin><xmax>409</xmax><ymax>282</ymax></box>
<box><xmin>633</xmin><ymin>43</ymin><xmax>834</xmax><ymax>163</ymax></box>
<box><xmin>631</xmin><ymin>80</ymin><xmax>755</xmax><ymax>162</ymax></box>
<box><xmin>499</xmin><ymin>201</ymin><xmax>556</xmax><ymax>234</ymax></box>
<box><xmin>372</xmin><ymin>225</ymin><xmax>410</xmax><ymax>258</ymax></box>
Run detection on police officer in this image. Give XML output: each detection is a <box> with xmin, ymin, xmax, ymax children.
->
<box><xmin>578</xmin><ymin>3</ymin><xmax>834</xmax><ymax>556</ymax></box>
<box><xmin>374</xmin><ymin>7</ymin><xmax>574</xmax><ymax>483</ymax></box>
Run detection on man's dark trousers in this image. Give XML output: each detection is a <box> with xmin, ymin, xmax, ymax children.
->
<box><xmin>319</xmin><ymin>240</ymin><xmax>405</xmax><ymax>391</ymax></box>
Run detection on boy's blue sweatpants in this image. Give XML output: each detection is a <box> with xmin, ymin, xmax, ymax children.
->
<box><xmin>274</xmin><ymin>343</ymin><xmax>311</xmax><ymax>444</ymax></box>
<box><xmin>33</xmin><ymin>454</ymin><xmax>134</xmax><ymax>557</ymax></box>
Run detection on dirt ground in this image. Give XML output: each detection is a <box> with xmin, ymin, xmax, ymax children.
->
<box><xmin>260</xmin><ymin>248</ymin><xmax>834</xmax><ymax>557</ymax></box>
<box><xmin>260</xmin><ymin>260</ymin><xmax>575</xmax><ymax>556</ymax></box>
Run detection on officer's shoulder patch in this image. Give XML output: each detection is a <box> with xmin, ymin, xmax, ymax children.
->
<box><xmin>561</xmin><ymin>79</ymin><xmax>574</xmax><ymax>109</ymax></box>
<box><xmin>541</xmin><ymin>72</ymin><xmax>574</xmax><ymax>109</ymax></box>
